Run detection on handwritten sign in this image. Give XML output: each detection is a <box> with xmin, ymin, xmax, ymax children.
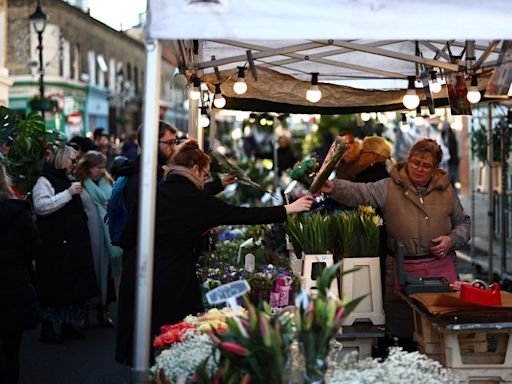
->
<box><xmin>206</xmin><ymin>280</ymin><xmax>250</xmax><ymax>305</ymax></box>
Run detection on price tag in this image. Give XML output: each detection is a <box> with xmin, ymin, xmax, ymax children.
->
<box><xmin>206</xmin><ymin>280</ymin><xmax>250</xmax><ymax>305</ymax></box>
<box><xmin>206</xmin><ymin>280</ymin><xmax>251</xmax><ymax>337</ymax></box>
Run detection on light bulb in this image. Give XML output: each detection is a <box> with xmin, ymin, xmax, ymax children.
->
<box><xmin>414</xmin><ymin>115</ymin><xmax>424</xmax><ymax>126</ymax></box>
<box><xmin>430</xmin><ymin>81</ymin><xmax>442</xmax><ymax>94</ymax></box>
<box><xmin>403</xmin><ymin>91</ymin><xmax>420</xmax><ymax>110</ymax></box>
<box><xmin>466</xmin><ymin>89</ymin><xmax>481</xmax><ymax>104</ymax></box>
<box><xmin>233</xmin><ymin>78</ymin><xmax>247</xmax><ymax>95</ymax></box>
<box><xmin>400</xmin><ymin>122</ymin><xmax>411</xmax><ymax>133</ymax></box>
<box><xmin>200</xmin><ymin>114</ymin><xmax>210</xmax><ymax>127</ymax></box>
<box><xmin>429</xmin><ymin>71</ymin><xmax>442</xmax><ymax>94</ymax></box>
<box><xmin>233</xmin><ymin>67</ymin><xmax>247</xmax><ymax>95</ymax></box>
<box><xmin>508</xmin><ymin>82</ymin><xmax>512</xmax><ymax>96</ymax></box>
<box><xmin>213</xmin><ymin>84</ymin><xmax>226</xmax><ymax>108</ymax></box>
<box><xmin>403</xmin><ymin>76</ymin><xmax>420</xmax><ymax>110</ymax></box>
<box><xmin>306</xmin><ymin>85</ymin><xmax>322</xmax><ymax>103</ymax></box>
<box><xmin>189</xmin><ymin>77</ymin><xmax>201</xmax><ymax>100</ymax></box>
<box><xmin>361</xmin><ymin>112</ymin><xmax>371</xmax><ymax>121</ymax></box>
<box><xmin>466</xmin><ymin>76</ymin><xmax>481</xmax><ymax>104</ymax></box>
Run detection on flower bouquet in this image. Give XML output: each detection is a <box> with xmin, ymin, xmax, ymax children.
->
<box><xmin>209</xmin><ymin>150</ymin><xmax>277</xmax><ymax>198</ymax></box>
<box><xmin>288</xmin><ymin>158</ymin><xmax>319</xmax><ymax>189</ymax></box>
<box><xmin>308</xmin><ymin>135</ymin><xmax>350</xmax><ymax>194</ymax></box>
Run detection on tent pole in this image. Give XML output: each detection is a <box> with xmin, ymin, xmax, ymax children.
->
<box><xmin>188</xmin><ymin>98</ymin><xmax>199</xmax><ymax>141</ymax></box>
<box><xmin>132</xmin><ymin>39</ymin><xmax>161</xmax><ymax>384</ymax></box>
<box><xmin>487</xmin><ymin>103</ymin><xmax>494</xmax><ymax>284</ymax></box>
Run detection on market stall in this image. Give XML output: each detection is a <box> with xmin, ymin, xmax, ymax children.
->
<box><xmin>131</xmin><ymin>1</ymin><xmax>512</xmax><ymax>382</ymax></box>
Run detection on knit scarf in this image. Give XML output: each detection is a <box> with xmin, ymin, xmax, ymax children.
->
<box><xmin>83</xmin><ymin>177</ymin><xmax>123</xmax><ymax>277</ymax></box>
<box><xmin>166</xmin><ymin>165</ymin><xmax>204</xmax><ymax>189</ymax></box>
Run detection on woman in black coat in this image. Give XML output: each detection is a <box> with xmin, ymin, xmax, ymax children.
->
<box><xmin>0</xmin><ymin>163</ymin><xmax>42</xmax><ymax>384</ymax></box>
<box><xmin>115</xmin><ymin>139</ymin><xmax>313</xmax><ymax>366</ymax></box>
<box><xmin>31</xmin><ymin>146</ymin><xmax>98</xmax><ymax>343</ymax></box>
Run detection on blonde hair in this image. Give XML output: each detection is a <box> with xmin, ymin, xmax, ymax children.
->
<box><xmin>0</xmin><ymin>162</ymin><xmax>15</xmax><ymax>200</ymax></box>
<box><xmin>46</xmin><ymin>145</ymin><xmax>77</xmax><ymax>170</ymax></box>
<box><xmin>362</xmin><ymin>136</ymin><xmax>392</xmax><ymax>160</ymax></box>
<box><xmin>75</xmin><ymin>150</ymin><xmax>114</xmax><ymax>185</ymax></box>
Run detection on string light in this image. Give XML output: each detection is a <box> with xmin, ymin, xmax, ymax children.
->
<box><xmin>402</xmin><ymin>76</ymin><xmax>420</xmax><ymax>110</ymax></box>
<box><xmin>430</xmin><ymin>71</ymin><xmax>442</xmax><ymax>94</ymax></box>
<box><xmin>233</xmin><ymin>67</ymin><xmax>247</xmax><ymax>95</ymax></box>
<box><xmin>466</xmin><ymin>76</ymin><xmax>481</xmax><ymax>104</ymax></box>
<box><xmin>189</xmin><ymin>77</ymin><xmax>201</xmax><ymax>100</ymax></box>
<box><xmin>199</xmin><ymin>106</ymin><xmax>210</xmax><ymax>128</ymax></box>
<box><xmin>400</xmin><ymin>113</ymin><xmax>410</xmax><ymax>133</ymax></box>
<box><xmin>306</xmin><ymin>73</ymin><xmax>322</xmax><ymax>103</ymax></box>
<box><xmin>213</xmin><ymin>84</ymin><xmax>226</xmax><ymax>109</ymax></box>
<box><xmin>414</xmin><ymin>106</ymin><xmax>424</xmax><ymax>126</ymax></box>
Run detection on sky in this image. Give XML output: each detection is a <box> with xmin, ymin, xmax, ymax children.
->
<box><xmin>88</xmin><ymin>0</ymin><xmax>147</xmax><ymax>31</ymax></box>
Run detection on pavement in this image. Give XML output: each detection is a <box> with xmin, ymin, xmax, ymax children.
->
<box><xmin>19</xmin><ymin>305</ymin><xmax>130</xmax><ymax>384</ymax></box>
<box><xmin>457</xmin><ymin>192</ymin><xmax>512</xmax><ymax>282</ymax></box>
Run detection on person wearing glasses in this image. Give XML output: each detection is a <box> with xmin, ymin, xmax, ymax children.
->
<box><xmin>31</xmin><ymin>145</ymin><xmax>98</xmax><ymax>344</ymax></box>
<box><xmin>320</xmin><ymin>138</ymin><xmax>470</xmax><ymax>350</ymax></box>
<box><xmin>115</xmin><ymin>139</ymin><xmax>314</xmax><ymax>366</ymax></box>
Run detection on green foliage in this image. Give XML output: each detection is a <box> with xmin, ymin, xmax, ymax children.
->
<box><xmin>0</xmin><ymin>106</ymin><xmax>65</xmax><ymax>194</ymax></box>
<box><xmin>470</xmin><ymin>123</ymin><xmax>512</xmax><ymax>164</ymax></box>
<box><xmin>285</xmin><ymin>212</ymin><xmax>337</xmax><ymax>255</ymax></box>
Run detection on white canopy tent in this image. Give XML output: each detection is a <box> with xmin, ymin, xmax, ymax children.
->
<box><xmin>132</xmin><ymin>1</ymin><xmax>512</xmax><ymax>382</ymax></box>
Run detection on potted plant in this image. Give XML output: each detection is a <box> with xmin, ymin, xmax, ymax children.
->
<box><xmin>0</xmin><ymin>106</ymin><xmax>65</xmax><ymax>195</ymax></box>
<box><xmin>28</xmin><ymin>95</ymin><xmax>59</xmax><ymax>112</ymax></box>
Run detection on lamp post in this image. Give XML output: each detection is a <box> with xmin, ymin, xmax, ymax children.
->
<box><xmin>29</xmin><ymin>0</ymin><xmax>48</xmax><ymax>118</ymax></box>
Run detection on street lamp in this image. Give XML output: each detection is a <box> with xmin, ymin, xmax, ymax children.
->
<box><xmin>30</xmin><ymin>0</ymin><xmax>48</xmax><ymax>116</ymax></box>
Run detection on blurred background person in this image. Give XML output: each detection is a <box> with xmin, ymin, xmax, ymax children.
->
<box><xmin>441</xmin><ymin>121</ymin><xmax>460</xmax><ymax>187</ymax></box>
<box><xmin>335</xmin><ymin>133</ymin><xmax>362</xmax><ymax>180</ymax></box>
<box><xmin>0</xmin><ymin>162</ymin><xmax>42</xmax><ymax>384</ymax></box>
<box><xmin>68</xmin><ymin>136</ymin><xmax>95</xmax><ymax>160</ymax></box>
<box><xmin>75</xmin><ymin>151</ymin><xmax>121</xmax><ymax>328</ymax></box>
<box><xmin>121</xmin><ymin>133</ymin><xmax>138</xmax><ymax>161</ymax></box>
<box><xmin>31</xmin><ymin>146</ymin><xmax>97</xmax><ymax>344</ymax></box>
<box><xmin>97</xmin><ymin>134</ymin><xmax>116</xmax><ymax>171</ymax></box>
<box><xmin>277</xmin><ymin>135</ymin><xmax>298</xmax><ymax>176</ymax></box>
<box><xmin>354</xmin><ymin>136</ymin><xmax>394</xmax><ymax>183</ymax></box>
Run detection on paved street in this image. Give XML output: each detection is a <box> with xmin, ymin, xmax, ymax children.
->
<box><xmin>19</xmin><ymin>306</ymin><xmax>130</xmax><ymax>384</ymax></box>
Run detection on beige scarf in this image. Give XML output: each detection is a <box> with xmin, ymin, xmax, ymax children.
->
<box><xmin>166</xmin><ymin>165</ymin><xmax>203</xmax><ymax>189</ymax></box>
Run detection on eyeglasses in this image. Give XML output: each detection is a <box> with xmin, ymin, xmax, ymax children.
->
<box><xmin>200</xmin><ymin>167</ymin><xmax>212</xmax><ymax>181</ymax></box>
<box><xmin>408</xmin><ymin>158</ymin><xmax>434</xmax><ymax>172</ymax></box>
<box><xmin>159</xmin><ymin>139</ymin><xmax>178</xmax><ymax>146</ymax></box>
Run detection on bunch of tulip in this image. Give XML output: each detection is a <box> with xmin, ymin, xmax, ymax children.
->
<box><xmin>194</xmin><ymin>297</ymin><xmax>294</xmax><ymax>384</ymax></box>
<box><xmin>294</xmin><ymin>262</ymin><xmax>366</xmax><ymax>383</ymax></box>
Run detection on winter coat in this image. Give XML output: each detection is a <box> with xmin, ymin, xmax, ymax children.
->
<box><xmin>115</xmin><ymin>174</ymin><xmax>286</xmax><ymax>365</ymax></box>
<box><xmin>0</xmin><ymin>199</ymin><xmax>42</xmax><ymax>332</ymax></box>
<box><xmin>32</xmin><ymin>163</ymin><xmax>98</xmax><ymax>306</ymax></box>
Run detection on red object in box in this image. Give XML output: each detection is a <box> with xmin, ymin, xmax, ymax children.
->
<box><xmin>460</xmin><ymin>282</ymin><xmax>502</xmax><ymax>306</ymax></box>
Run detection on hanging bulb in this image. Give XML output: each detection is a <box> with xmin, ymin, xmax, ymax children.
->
<box><xmin>189</xmin><ymin>77</ymin><xmax>201</xmax><ymax>100</ymax></box>
<box><xmin>233</xmin><ymin>67</ymin><xmax>247</xmax><ymax>95</ymax></box>
<box><xmin>306</xmin><ymin>73</ymin><xmax>322</xmax><ymax>103</ymax></box>
<box><xmin>199</xmin><ymin>106</ymin><xmax>210</xmax><ymax>128</ymax></box>
<box><xmin>361</xmin><ymin>112</ymin><xmax>371</xmax><ymax>122</ymax></box>
<box><xmin>508</xmin><ymin>82</ymin><xmax>512</xmax><ymax>97</ymax></box>
<box><xmin>213</xmin><ymin>84</ymin><xmax>226</xmax><ymax>109</ymax></box>
<box><xmin>430</xmin><ymin>71</ymin><xmax>442</xmax><ymax>94</ymax></box>
<box><xmin>466</xmin><ymin>76</ymin><xmax>481</xmax><ymax>104</ymax></box>
<box><xmin>400</xmin><ymin>113</ymin><xmax>410</xmax><ymax>133</ymax></box>
<box><xmin>402</xmin><ymin>76</ymin><xmax>420</xmax><ymax>110</ymax></box>
<box><xmin>414</xmin><ymin>106</ymin><xmax>424</xmax><ymax>126</ymax></box>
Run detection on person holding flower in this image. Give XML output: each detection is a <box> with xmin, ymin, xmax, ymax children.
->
<box><xmin>115</xmin><ymin>139</ymin><xmax>314</xmax><ymax>366</ymax></box>
<box><xmin>320</xmin><ymin>138</ymin><xmax>470</xmax><ymax>348</ymax></box>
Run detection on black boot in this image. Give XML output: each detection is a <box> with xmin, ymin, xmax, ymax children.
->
<box><xmin>40</xmin><ymin>321</ymin><xmax>63</xmax><ymax>344</ymax></box>
<box><xmin>61</xmin><ymin>323</ymin><xmax>86</xmax><ymax>339</ymax></box>
<box><xmin>97</xmin><ymin>305</ymin><xmax>114</xmax><ymax>328</ymax></box>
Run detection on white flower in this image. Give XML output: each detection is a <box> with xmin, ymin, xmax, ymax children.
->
<box><xmin>326</xmin><ymin>347</ymin><xmax>458</xmax><ymax>384</ymax></box>
<box><xmin>151</xmin><ymin>332</ymin><xmax>217</xmax><ymax>382</ymax></box>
